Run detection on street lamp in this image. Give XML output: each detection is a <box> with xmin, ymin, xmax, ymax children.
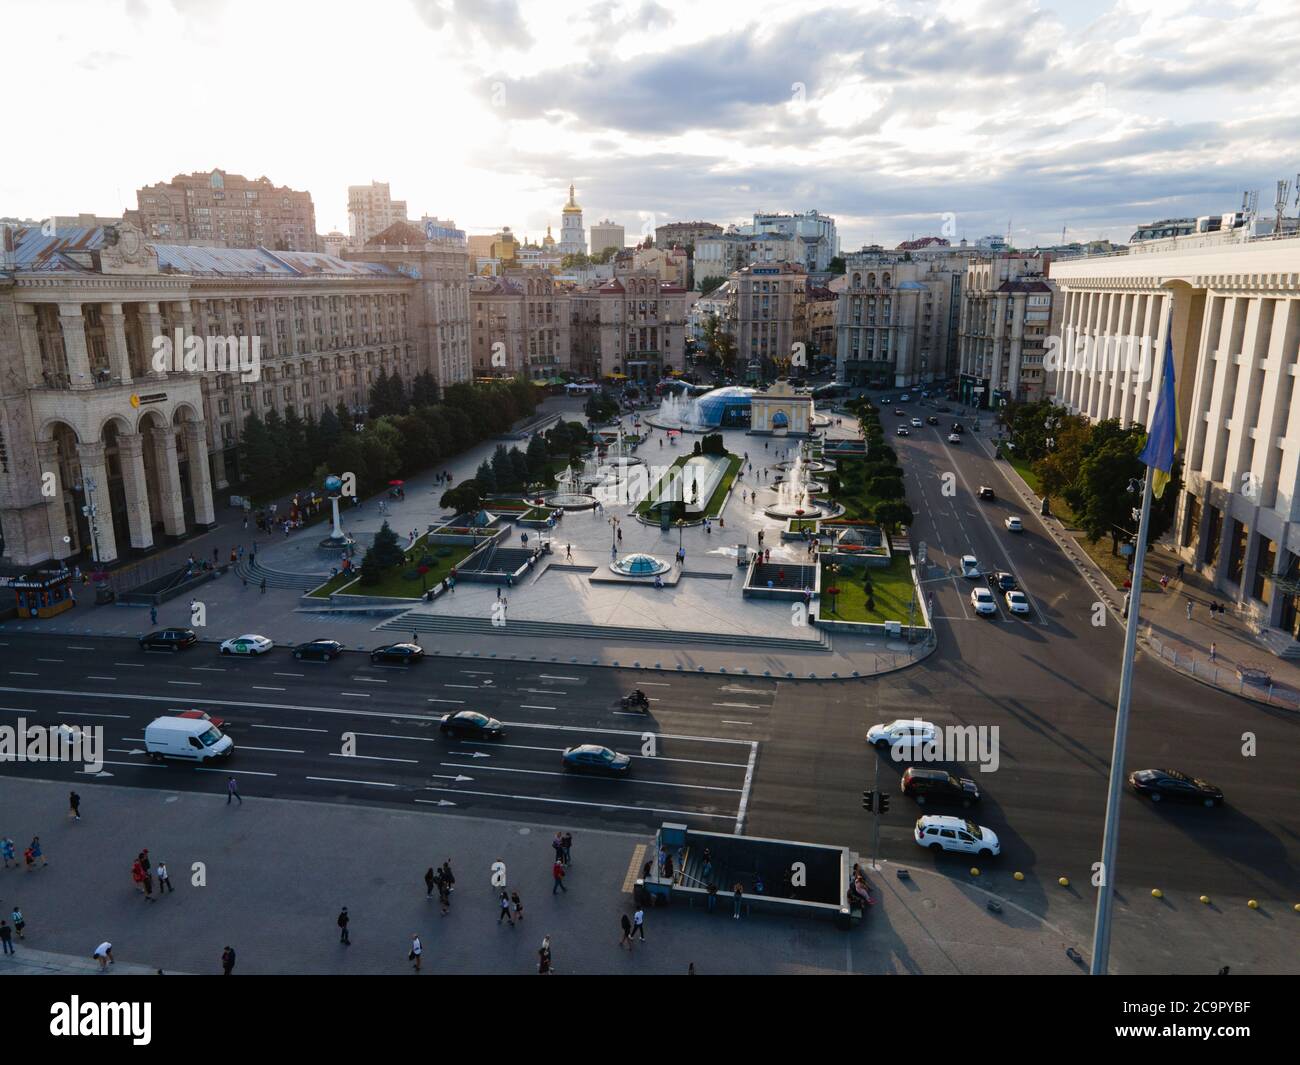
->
<box><xmin>75</xmin><ymin>477</ymin><xmax>102</xmax><ymax>565</ymax></box>
<box><xmin>824</xmin><ymin>561</ymin><xmax>840</xmax><ymax>615</ymax></box>
<box><xmin>608</xmin><ymin>515</ymin><xmax>620</xmax><ymax>552</ymax></box>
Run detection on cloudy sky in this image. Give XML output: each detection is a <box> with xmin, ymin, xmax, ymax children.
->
<box><xmin>7</xmin><ymin>0</ymin><xmax>1299</xmax><ymax>249</ymax></box>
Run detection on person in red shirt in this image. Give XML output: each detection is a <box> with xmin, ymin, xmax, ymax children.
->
<box><xmin>552</xmin><ymin>860</ymin><xmax>567</xmax><ymax>894</ymax></box>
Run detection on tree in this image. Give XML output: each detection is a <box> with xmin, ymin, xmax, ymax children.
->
<box><xmin>282</xmin><ymin>407</ymin><xmax>308</xmax><ymax>484</ymax></box>
<box><xmin>1033</xmin><ymin>416</ymin><xmax>1090</xmax><ymax>507</ymax></box>
<box><xmin>1070</xmin><ymin>433</ymin><xmax>1145</xmax><ymax>555</ymax></box>
<box><xmin>702</xmin><ymin>313</ymin><xmax>736</xmax><ymax>371</ymax></box>
<box><xmin>317</xmin><ymin>406</ymin><xmax>342</xmax><ymax>457</ymax></box>
<box><xmin>525</xmin><ymin>433</ymin><xmax>550</xmax><ymax>479</ymax></box>
<box><xmin>868</xmin><ymin>475</ymin><xmax>905</xmax><ymax>500</ymax></box>
<box><xmin>509</xmin><ymin>446</ymin><xmax>530</xmax><ymax>487</ymax></box>
<box><xmin>440</xmin><ymin>481</ymin><xmax>484</xmax><ymax>514</ymax></box>
<box><xmin>698</xmin><ymin>276</ymin><xmax>726</xmax><ymax>296</ymax></box>
<box><xmin>369</xmin><ymin>368</ymin><xmax>392</xmax><ymax>418</ymax></box>
<box><xmin>411</xmin><ymin>371</ymin><xmax>439</xmax><ymax>408</ymax></box>
<box><xmin>490</xmin><ymin>443</ymin><xmax>512</xmax><ymax>488</ymax></box>
<box><xmin>828</xmin><ymin>256</ymin><xmax>846</xmax><ymax>275</ymax></box>
<box><xmin>238</xmin><ymin>411</ymin><xmax>280</xmax><ymax>501</ymax></box>
<box><xmin>476</xmin><ymin>458</ymin><xmax>497</xmax><ymax>494</ymax></box>
<box><xmin>358</xmin><ymin>520</ymin><xmax>405</xmax><ymax>585</ymax></box>
<box><xmin>873</xmin><ymin>500</ymin><xmax>913</xmax><ymax>528</ymax></box>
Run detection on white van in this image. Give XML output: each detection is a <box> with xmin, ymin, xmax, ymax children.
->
<box><xmin>144</xmin><ymin>716</ymin><xmax>234</xmax><ymax>762</ymax></box>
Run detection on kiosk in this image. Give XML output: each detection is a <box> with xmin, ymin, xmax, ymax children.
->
<box><xmin>12</xmin><ymin>571</ymin><xmax>76</xmax><ymax>618</ymax></box>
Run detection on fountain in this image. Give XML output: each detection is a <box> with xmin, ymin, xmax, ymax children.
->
<box><xmin>534</xmin><ymin>465</ymin><xmax>598</xmax><ymax>511</ymax></box>
<box><xmin>649</xmin><ymin>392</ymin><xmax>707</xmax><ymax>432</ymax></box>
<box><xmin>764</xmin><ymin>452</ymin><xmax>831</xmax><ymax>519</ymax></box>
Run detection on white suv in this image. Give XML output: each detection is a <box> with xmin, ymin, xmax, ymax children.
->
<box><xmin>960</xmin><ymin>555</ymin><xmax>980</xmax><ymax>578</ymax></box>
<box><xmin>971</xmin><ymin>587</ymin><xmax>996</xmax><ymax>616</ymax></box>
<box><xmin>866</xmin><ymin>719</ymin><xmax>937</xmax><ymax>755</ymax></box>
<box><xmin>914</xmin><ymin>815</ymin><xmax>1001</xmax><ymax>857</ymax></box>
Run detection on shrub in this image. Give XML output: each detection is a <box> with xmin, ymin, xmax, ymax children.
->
<box><xmin>867</xmin><ymin>476</ymin><xmax>905</xmax><ymax>500</ymax></box>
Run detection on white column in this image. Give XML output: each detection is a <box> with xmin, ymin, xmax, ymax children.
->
<box><xmin>58</xmin><ymin>304</ymin><xmax>93</xmax><ymax>390</ymax></box>
<box><xmin>148</xmin><ymin>426</ymin><xmax>187</xmax><ymax>537</ymax></box>
<box><xmin>75</xmin><ymin>441</ymin><xmax>120</xmax><ymax>563</ymax></box>
<box><xmin>36</xmin><ymin>440</ymin><xmax>73</xmax><ymax>560</ymax></box>
<box><xmin>183</xmin><ymin>419</ymin><xmax>216</xmax><ymax>527</ymax></box>
<box><xmin>117</xmin><ymin>432</ymin><xmax>154</xmax><ymax>551</ymax></box>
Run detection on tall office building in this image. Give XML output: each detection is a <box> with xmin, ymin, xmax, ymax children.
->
<box><xmin>589</xmin><ymin>219</ymin><xmax>625</xmax><ymax>257</ymax></box>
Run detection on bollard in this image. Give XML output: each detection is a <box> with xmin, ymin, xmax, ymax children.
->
<box><xmin>1151</xmin><ymin>888</ymin><xmax>1163</xmax><ymax>899</ymax></box>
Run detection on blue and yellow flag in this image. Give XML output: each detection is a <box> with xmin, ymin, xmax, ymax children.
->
<box><xmin>1139</xmin><ymin>326</ymin><xmax>1180</xmax><ymax>498</ymax></box>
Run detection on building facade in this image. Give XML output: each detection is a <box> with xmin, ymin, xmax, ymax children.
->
<box><xmin>735</xmin><ymin>262</ymin><xmax>806</xmax><ymax>375</ymax></box>
<box><xmin>655</xmin><ymin>221</ymin><xmax>722</xmax><ymax>250</ymax></box>
<box><xmin>347</xmin><ymin>182</ymin><xmax>408</xmax><ymax>250</ymax></box>
<box><xmin>589</xmin><ymin>220</ymin><xmax>625</xmax><ymax>257</ymax></box>
<box><xmin>470</xmin><ymin>270</ymin><xmax>570</xmax><ymax>381</ymax></box>
<box><xmin>0</xmin><ymin>222</ymin><xmax>432</xmax><ymax>568</ymax></box>
<box><xmin>568</xmin><ymin>273</ymin><xmax>686</xmax><ymax>382</ymax></box>
<box><xmin>1049</xmin><ymin>236</ymin><xmax>1300</xmax><ymax>645</ymax></box>
<box><xmin>131</xmin><ymin>170</ymin><xmax>318</xmax><ymax>251</ymax></box>
<box><xmin>750</xmin><ymin>211</ymin><xmax>839</xmax><ymax>272</ymax></box>
<box><xmin>957</xmin><ymin>255</ymin><xmax>1058</xmax><ymax>408</ymax></box>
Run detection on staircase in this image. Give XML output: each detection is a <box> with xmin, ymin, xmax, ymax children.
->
<box><xmin>233</xmin><ymin>559</ymin><xmax>330</xmax><ymax>592</ymax></box>
<box><xmin>378</xmin><ymin>613</ymin><xmax>833</xmax><ymax>652</ymax></box>
<box><xmin>1256</xmin><ymin>626</ymin><xmax>1300</xmax><ymax>660</ymax></box>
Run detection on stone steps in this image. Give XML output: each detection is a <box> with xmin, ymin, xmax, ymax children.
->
<box><xmin>233</xmin><ymin>559</ymin><xmax>330</xmax><ymax>591</ymax></box>
<box><xmin>378</xmin><ymin>613</ymin><xmax>832</xmax><ymax>652</ymax></box>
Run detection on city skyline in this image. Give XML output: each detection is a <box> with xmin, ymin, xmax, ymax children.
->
<box><xmin>6</xmin><ymin>0</ymin><xmax>1300</xmax><ymax>249</ymax></box>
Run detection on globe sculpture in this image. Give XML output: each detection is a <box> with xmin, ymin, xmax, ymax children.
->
<box><xmin>319</xmin><ymin>472</ymin><xmax>356</xmax><ymax>551</ymax></box>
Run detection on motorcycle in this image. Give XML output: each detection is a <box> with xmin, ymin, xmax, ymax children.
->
<box><xmin>619</xmin><ymin>692</ymin><xmax>650</xmax><ymax>713</ymax></box>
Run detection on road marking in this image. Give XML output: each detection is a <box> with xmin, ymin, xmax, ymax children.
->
<box><xmin>85</xmin><ymin>676</ymin><xmax>117</xmax><ymax>681</ymax></box>
<box><xmin>520</xmin><ymin>688</ymin><xmax>566</xmax><ymax>696</ymax></box>
<box><xmin>460</xmin><ymin>740</ymin><xmax>748</xmax><ymax>768</ymax></box>
<box><xmin>735</xmin><ymin>741</ymin><xmax>759</xmax><ymax>834</ymax></box>
<box><xmin>539</xmin><ymin>674</ymin><xmax>580</xmax><ymax>681</ymax></box>
<box><xmin>520</xmin><ymin>704</ymin><xmax>557</xmax><ymax>711</ymax></box>
<box><xmin>36</xmin><ymin>658</ymin><xmax>63</xmax><ymax>663</ymax></box>
<box><xmin>444</xmin><ymin>684</ymin><xmax>480</xmax><ymax>690</ymax></box>
<box><xmin>638</xmin><ymin>682</ymin><xmax>672</xmax><ymax>687</ymax></box>
<box><xmin>239</xmin><ymin>745</ymin><xmax>306</xmax><ymax>754</ymax></box>
<box><xmin>623</xmin><ymin>844</ymin><xmax>649</xmax><ymax>892</ymax></box>
<box><xmin>274</xmin><ymin>672</ymin><xmax>305</xmax><ymax>678</ymax></box>
<box><xmin>350</xmin><ymin>731</ymin><xmax>439</xmax><ymax>743</ymax></box>
<box><xmin>167</xmin><ymin>681</ymin><xmax>201</xmax><ymax>686</ymax></box>
<box><xmin>329</xmin><ymin>752</ymin><xmax>419</xmax><ymax>764</ymax></box>
<box><xmin>718</xmin><ymin>685</ymin><xmax>772</xmax><ymax>695</ymax></box>
<box><xmin>306</xmin><ymin>775</ymin><xmax>396</xmax><ymax>787</ymax></box>
<box><xmin>194</xmin><ymin>766</ymin><xmax>278</xmax><ymax>776</ymax></box>
<box><xmin>439</xmin><ymin>762</ymin><xmax>743</xmax><ymax>792</ymax></box>
<box><xmin>8</xmin><ymin>671</ymin><xmax>38</xmax><ymax>676</ymax></box>
<box><xmin>461</xmin><ymin>670</ymin><xmax>494</xmax><ymax>675</ymax></box>
<box><xmin>190</xmin><ymin>667</ymin><xmax>226</xmax><ymax>672</ymax></box>
<box><xmin>417</xmin><ymin>788</ymin><xmax>735</xmax><ymax>820</ymax></box>
<box><xmin>348</xmin><ymin>677</ymin><xmax>388</xmax><ymax>683</ymax></box>
<box><xmin>67</xmin><ymin>646</ymin><xmax>97</xmax><ymax>650</ymax></box>
<box><xmin>91</xmin><ymin>759</ymin><xmax>165</xmax><ymax>769</ymax></box>
<box><xmin>252</xmin><ymin>724</ymin><xmax>328</xmax><ymax>733</ymax></box>
<box><xmin>427</xmin><ymin>698</ymin><xmax>465</xmax><ymax>704</ymax></box>
<box><xmin>58</xmin><ymin>711</ymin><xmax>130</xmax><ymax>720</ymax></box>
<box><xmin>252</xmin><ymin>686</ymin><xmax>286</xmax><ymax>692</ymax></box>
<box><xmin>721</xmin><ymin>719</ymin><xmax>753</xmax><ymax>725</ymax></box>
<box><xmin>712</xmin><ymin>702</ymin><xmax>763</xmax><ymax>709</ymax></box>
<box><xmin>339</xmin><ymin>692</ymin><xmax>372</xmax><ymax>697</ymax></box>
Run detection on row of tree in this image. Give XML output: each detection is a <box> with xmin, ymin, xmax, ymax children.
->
<box><xmin>237</xmin><ymin>379</ymin><xmax>540</xmax><ymax>505</ymax></box>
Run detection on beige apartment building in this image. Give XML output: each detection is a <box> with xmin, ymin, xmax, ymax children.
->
<box><xmin>735</xmin><ymin>262</ymin><xmax>806</xmax><ymax>373</ymax></box>
<box><xmin>470</xmin><ymin>270</ymin><xmax>570</xmax><ymax>381</ymax></box>
<box><xmin>1050</xmin><ymin>236</ymin><xmax>1300</xmax><ymax>648</ymax></box>
<box><xmin>348</xmin><ymin>181</ymin><xmax>408</xmax><ymax>250</ymax></box>
<box><xmin>655</xmin><ymin>221</ymin><xmax>722</xmax><ymax>250</ymax></box>
<box><xmin>568</xmin><ymin>272</ymin><xmax>687</xmax><ymax>382</ymax></box>
<box><xmin>589</xmin><ymin>220</ymin><xmax>625</xmax><ymax>257</ymax></box>
<box><xmin>130</xmin><ymin>169</ymin><xmax>318</xmax><ymax>251</ymax></box>
<box><xmin>957</xmin><ymin>254</ymin><xmax>1058</xmax><ymax>407</ymax></box>
<box><xmin>626</xmin><ymin>245</ymin><xmax>688</xmax><ymax>287</ymax></box>
<box><xmin>0</xmin><ymin>221</ymin><xmax>469</xmax><ymax>568</ymax></box>
<box><xmin>806</xmin><ymin>286</ymin><xmax>838</xmax><ymax>364</ymax></box>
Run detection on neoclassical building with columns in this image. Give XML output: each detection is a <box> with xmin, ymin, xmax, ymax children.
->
<box><xmin>0</xmin><ymin>221</ymin><xmax>464</xmax><ymax>569</ymax></box>
<box><xmin>1050</xmin><ymin>237</ymin><xmax>1300</xmax><ymax>648</ymax></box>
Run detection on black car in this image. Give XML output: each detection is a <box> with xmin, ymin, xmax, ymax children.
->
<box><xmin>370</xmin><ymin>642</ymin><xmax>425</xmax><ymax>664</ymax></box>
<box><xmin>951</xmin><ymin>422</ymin><xmax>965</xmax><ymax>434</ymax></box>
<box><xmin>894</xmin><ymin>409</ymin><xmax>906</xmax><ymax>417</ymax></box>
<box><xmin>927</xmin><ymin>415</ymin><xmax>939</xmax><ymax>425</ymax></box>
<box><xmin>978</xmin><ymin>486</ymin><xmax>996</xmax><ymax>501</ymax></box>
<box><xmin>993</xmin><ymin>571</ymin><xmax>1017</xmax><ymax>591</ymax></box>
<box><xmin>439</xmin><ymin>710</ymin><xmax>504</xmax><ymax>739</ymax></box>
<box><xmin>901</xmin><ymin>767</ymin><xmax>980</xmax><ymax>807</ymax></box>
<box><xmin>1128</xmin><ymin>768</ymin><xmax>1224</xmax><ymax>807</ymax></box>
<box><xmin>139</xmin><ymin>628</ymin><xmax>198</xmax><ymax>652</ymax></box>
<box><xmin>293</xmin><ymin>639</ymin><xmax>343</xmax><ymax>662</ymax></box>
<box><xmin>561</xmin><ymin>744</ymin><xmax>632</xmax><ymax>775</ymax></box>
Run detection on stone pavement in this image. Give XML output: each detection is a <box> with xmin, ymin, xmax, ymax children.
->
<box><xmin>986</xmin><ymin>433</ymin><xmax>1300</xmax><ymax>712</ymax></box>
<box><xmin>8</xmin><ymin>776</ymin><xmax>1288</xmax><ymax>976</ymax></box>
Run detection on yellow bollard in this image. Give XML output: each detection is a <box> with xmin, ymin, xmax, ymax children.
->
<box><xmin>1013</xmin><ymin>871</ymin><xmax>1025</xmax><ymax>881</ymax></box>
<box><xmin>970</xmin><ymin>867</ymin><xmax>980</xmax><ymax>877</ymax></box>
<box><xmin>1247</xmin><ymin>899</ymin><xmax>1259</xmax><ymax>909</ymax></box>
<box><xmin>1151</xmin><ymin>888</ymin><xmax>1163</xmax><ymax>899</ymax></box>
<box><xmin>1058</xmin><ymin>876</ymin><xmax>1070</xmax><ymax>887</ymax></box>
<box><xmin>1199</xmin><ymin>895</ymin><xmax>1211</xmax><ymax>905</ymax></box>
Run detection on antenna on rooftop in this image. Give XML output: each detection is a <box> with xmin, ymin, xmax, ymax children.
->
<box><xmin>1277</xmin><ymin>179</ymin><xmax>1293</xmax><ymax>234</ymax></box>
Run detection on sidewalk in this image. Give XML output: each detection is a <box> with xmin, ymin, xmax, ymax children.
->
<box><xmin>5</xmin><ymin>777</ymin><xmax>1289</xmax><ymax>974</ymax></box>
<box><xmin>990</xmin><ymin>437</ymin><xmax>1300</xmax><ymax>711</ymax></box>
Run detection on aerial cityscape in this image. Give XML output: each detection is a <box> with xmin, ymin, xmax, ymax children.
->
<box><xmin>0</xmin><ymin>0</ymin><xmax>1296</xmax><ymax>1018</ymax></box>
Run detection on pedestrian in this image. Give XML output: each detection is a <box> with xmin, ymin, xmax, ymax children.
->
<box><xmin>498</xmin><ymin>890</ymin><xmax>515</xmax><ymax>925</ymax></box>
<box><xmin>1177</xmin><ymin>561</ymin><xmax>1185</xmax><ymax>581</ymax></box>
<box><xmin>93</xmin><ymin>942</ymin><xmax>113</xmax><ymax>970</ymax></box>
<box><xmin>1209</xmin><ymin>641</ymin><xmax>1217</xmax><ymax>662</ymax></box>
<box><xmin>538</xmin><ymin>935</ymin><xmax>553</xmax><ymax>974</ymax></box>
<box><xmin>425</xmin><ymin>866</ymin><xmax>436</xmax><ymax>900</ymax></box>
<box><xmin>410</xmin><ymin>934</ymin><xmax>423</xmax><ymax>972</ymax></box>
<box><xmin>733</xmin><ymin>882</ymin><xmax>744</xmax><ymax>918</ymax></box>
<box><xmin>437</xmin><ymin>878</ymin><xmax>451</xmax><ymax>916</ymax></box>
<box><xmin>566</xmin><ymin>544</ymin><xmax>572</xmax><ymax>560</ymax></box>
<box><xmin>0</xmin><ymin>920</ymin><xmax>12</xmax><ymax>956</ymax></box>
<box><xmin>561</xmin><ymin>831</ymin><xmax>573</xmax><ymax>866</ymax></box>
<box><xmin>441</xmin><ymin>859</ymin><xmax>455</xmax><ymax>892</ymax></box>
<box><xmin>68</xmin><ymin>790</ymin><xmax>81</xmax><ymax>821</ymax></box>
<box><xmin>221</xmin><ymin>946</ymin><xmax>236</xmax><ymax>975</ymax></box>
<box><xmin>150</xmin><ymin>606</ymin><xmax>158</xmax><ymax>626</ymax></box>
<box><xmin>688</xmin><ymin>962</ymin><xmax>696</xmax><ymax>975</ymax></box>
<box><xmin>552</xmin><ymin>859</ymin><xmax>567</xmax><ymax>894</ymax></box>
<box><xmin>238</xmin><ymin>545</ymin><xmax>245</xmax><ymax>561</ymax></box>
<box><xmin>552</xmin><ymin>831</ymin><xmax>565</xmax><ymax>864</ymax></box>
<box><xmin>212</xmin><ymin>547</ymin><xmax>219</xmax><ymax>565</ymax></box>
<box><xmin>22</xmin><ymin>846</ymin><xmax>34</xmax><ymax>872</ymax></box>
<box><xmin>512</xmin><ymin>890</ymin><xmax>524</xmax><ymax>923</ymax></box>
<box><xmin>1186</xmin><ymin>600</ymin><xmax>1193</xmax><ymax>621</ymax></box>
<box><xmin>10</xmin><ymin>907</ymin><xmax>24</xmax><ymax>939</ymax></box>
<box><xmin>138</xmin><ymin>848</ymin><xmax>151</xmax><ymax>876</ymax></box>
<box><xmin>226</xmin><ymin>777</ymin><xmax>242</xmax><ymax>805</ymax></box>
<box><xmin>337</xmin><ymin>907</ymin><xmax>350</xmax><ymax>944</ymax></box>
<box><xmin>260</xmin><ymin>578</ymin><xmax>267</xmax><ymax>594</ymax></box>
<box><xmin>620</xmin><ymin>912</ymin><xmax>634</xmax><ymax>950</ymax></box>
<box><xmin>141</xmin><ymin>863</ymin><xmax>155</xmax><ymax>901</ymax></box>
<box><xmin>156</xmin><ymin>860</ymin><xmax>173</xmax><ymax>893</ymax></box>
<box><xmin>631</xmin><ymin>906</ymin><xmax>645</xmax><ymax>941</ymax></box>
<box><xmin>29</xmin><ymin>836</ymin><xmax>44</xmax><ymax>867</ymax></box>
<box><xmin>706</xmin><ymin>882</ymin><xmax>718</xmax><ymax>913</ymax></box>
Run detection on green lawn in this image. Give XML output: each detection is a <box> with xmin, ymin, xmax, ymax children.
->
<box><xmin>306</xmin><ymin>535</ymin><xmax>478</xmax><ymax>599</ymax></box>
<box><xmin>818</xmin><ymin>554</ymin><xmax>916</xmax><ymax>624</ymax></box>
<box><xmin>635</xmin><ymin>452</ymin><xmax>740</xmax><ymax>518</ymax></box>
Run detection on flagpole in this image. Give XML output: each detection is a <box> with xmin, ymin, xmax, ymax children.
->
<box><xmin>1089</xmin><ymin>435</ymin><xmax>1157</xmax><ymax>975</ymax></box>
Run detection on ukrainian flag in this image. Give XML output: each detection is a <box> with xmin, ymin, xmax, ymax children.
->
<box><xmin>1139</xmin><ymin>325</ymin><xmax>1179</xmax><ymax>499</ymax></box>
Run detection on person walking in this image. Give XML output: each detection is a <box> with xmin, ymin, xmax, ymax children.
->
<box><xmin>1186</xmin><ymin>599</ymin><xmax>1193</xmax><ymax>621</ymax></box>
<box><xmin>141</xmin><ymin>862</ymin><xmax>155</xmax><ymax>902</ymax></box>
<box><xmin>441</xmin><ymin>859</ymin><xmax>455</xmax><ymax>893</ymax></box>
<box><xmin>1209</xmin><ymin>641</ymin><xmax>1217</xmax><ymax>662</ymax></box>
<box><xmin>552</xmin><ymin>859</ymin><xmax>567</xmax><ymax>894</ymax></box>
<box><xmin>511</xmin><ymin>890</ymin><xmax>523</xmax><ymax>923</ymax></box>
<box><xmin>1</xmin><ymin>837</ymin><xmax>14</xmax><ymax>869</ymax></box>
<box><xmin>498</xmin><ymin>890</ymin><xmax>515</xmax><ymax>926</ymax></box>
<box><xmin>425</xmin><ymin>866</ymin><xmax>436</xmax><ymax>900</ymax></box>
<box><xmin>620</xmin><ymin>913</ymin><xmax>634</xmax><ymax>950</ymax></box>
<box><xmin>10</xmin><ymin>907</ymin><xmax>24</xmax><ymax>940</ymax></box>
<box><xmin>0</xmin><ymin>920</ymin><xmax>12</xmax><ymax>956</ymax></box>
<box><xmin>221</xmin><ymin>946</ymin><xmax>236</xmax><ymax>975</ymax></box>
<box><xmin>68</xmin><ymin>790</ymin><xmax>81</xmax><ymax>821</ymax></box>
<box><xmin>733</xmin><ymin>882</ymin><xmax>744</xmax><ymax>919</ymax></box>
<box><xmin>561</xmin><ymin>831</ymin><xmax>573</xmax><ymax>866</ymax></box>
<box><xmin>566</xmin><ymin>544</ymin><xmax>572</xmax><ymax>560</ymax></box>
<box><xmin>156</xmin><ymin>860</ymin><xmax>173</xmax><ymax>894</ymax></box>
<box><xmin>29</xmin><ymin>836</ymin><xmax>44</xmax><ymax>867</ymax></box>
<box><xmin>437</xmin><ymin>876</ymin><xmax>451</xmax><ymax>916</ymax></box>
<box><xmin>552</xmin><ymin>831</ymin><xmax>565</xmax><ymax>865</ymax></box>
<box><xmin>337</xmin><ymin>907</ymin><xmax>351</xmax><ymax>945</ymax></box>
<box><xmin>149</xmin><ymin>606</ymin><xmax>158</xmax><ymax>626</ymax></box>
<box><xmin>631</xmin><ymin>907</ymin><xmax>646</xmax><ymax>941</ymax></box>
<box><xmin>226</xmin><ymin>777</ymin><xmax>242</xmax><ymax>805</ymax></box>
<box><xmin>409</xmin><ymin>934</ymin><xmax>423</xmax><ymax>972</ymax></box>
<box><xmin>260</xmin><ymin>578</ymin><xmax>267</xmax><ymax>595</ymax></box>
<box><xmin>706</xmin><ymin>882</ymin><xmax>718</xmax><ymax>913</ymax></box>
<box><xmin>537</xmin><ymin>935</ymin><xmax>553</xmax><ymax>975</ymax></box>
<box><xmin>93</xmin><ymin>942</ymin><xmax>114</xmax><ymax>970</ymax></box>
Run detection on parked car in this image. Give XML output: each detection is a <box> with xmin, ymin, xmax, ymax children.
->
<box><xmin>1005</xmin><ymin>516</ymin><xmax>1023</xmax><ymax>533</ymax></box>
<box><xmin>178</xmin><ymin>709</ymin><xmax>225</xmax><ymax>729</ymax></box>
<box><xmin>561</xmin><ymin>744</ymin><xmax>632</xmax><ymax>775</ymax></box>
<box><xmin>896</xmin><ymin>426</ymin><xmax>910</xmax><ymax>436</ymax></box>
<box><xmin>1128</xmin><ymin>768</ymin><xmax>1224</xmax><ymax>807</ymax></box>
<box><xmin>993</xmin><ymin>571</ymin><xmax>1017</xmax><ymax>591</ymax></box>
<box><xmin>914</xmin><ymin>815</ymin><xmax>1000</xmax><ymax>857</ymax></box>
<box><xmin>902</xmin><ymin>767</ymin><xmax>980</xmax><ymax>807</ymax></box>
<box><xmin>293</xmin><ymin>639</ymin><xmax>344</xmax><ymax>662</ymax></box>
<box><xmin>971</xmin><ymin>587</ymin><xmax>997</xmax><ymax>616</ymax></box>
<box><xmin>866</xmin><ymin>718</ymin><xmax>937</xmax><ymax>754</ymax></box>
<box><xmin>1005</xmin><ymin>590</ymin><xmax>1030</xmax><ymax>615</ymax></box>
<box><xmin>978</xmin><ymin>486</ymin><xmax>996</xmax><ymax>501</ymax></box>
<box><xmin>439</xmin><ymin>710</ymin><xmax>504</xmax><ymax>739</ymax></box>
<box><xmin>138</xmin><ymin>628</ymin><xmax>198</xmax><ymax>653</ymax></box>
<box><xmin>960</xmin><ymin>555</ymin><xmax>981</xmax><ymax>578</ymax></box>
<box><xmin>947</xmin><ymin>433</ymin><xmax>962</xmax><ymax>444</ymax></box>
<box><xmin>370</xmin><ymin>642</ymin><xmax>425</xmax><ymax>664</ymax></box>
<box><xmin>219</xmin><ymin>634</ymin><xmax>273</xmax><ymax>656</ymax></box>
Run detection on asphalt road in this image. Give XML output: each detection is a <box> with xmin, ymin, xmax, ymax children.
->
<box><xmin>1</xmin><ymin>397</ymin><xmax>1296</xmax><ymax>907</ymax></box>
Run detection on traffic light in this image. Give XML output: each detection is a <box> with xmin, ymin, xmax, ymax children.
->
<box><xmin>878</xmin><ymin>793</ymin><xmax>890</xmax><ymax>815</ymax></box>
<box><xmin>861</xmin><ymin>790</ymin><xmax>874</xmax><ymax>812</ymax></box>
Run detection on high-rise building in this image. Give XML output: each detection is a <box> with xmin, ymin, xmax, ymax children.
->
<box><xmin>131</xmin><ymin>169</ymin><xmax>319</xmax><ymax>251</ymax></box>
<box><xmin>750</xmin><ymin>211</ymin><xmax>839</xmax><ymax>272</ymax></box>
<box><xmin>957</xmin><ymin>254</ymin><xmax>1058</xmax><ymax>407</ymax></box>
<box><xmin>655</xmin><ymin>221</ymin><xmax>722</xmax><ymax>249</ymax></box>
<box><xmin>1048</xmin><ymin>234</ymin><xmax>1300</xmax><ymax>646</ymax></box>
<box><xmin>735</xmin><ymin>262</ymin><xmax>806</xmax><ymax>377</ymax></box>
<box><xmin>347</xmin><ymin>182</ymin><xmax>408</xmax><ymax>250</ymax></box>
<box><xmin>589</xmin><ymin>219</ymin><xmax>625</xmax><ymax>257</ymax></box>
<box><xmin>469</xmin><ymin>269</ymin><xmax>570</xmax><ymax>381</ymax></box>
<box><xmin>568</xmin><ymin>273</ymin><xmax>686</xmax><ymax>381</ymax></box>
<box><xmin>558</xmin><ymin>185</ymin><xmax>586</xmax><ymax>256</ymax></box>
